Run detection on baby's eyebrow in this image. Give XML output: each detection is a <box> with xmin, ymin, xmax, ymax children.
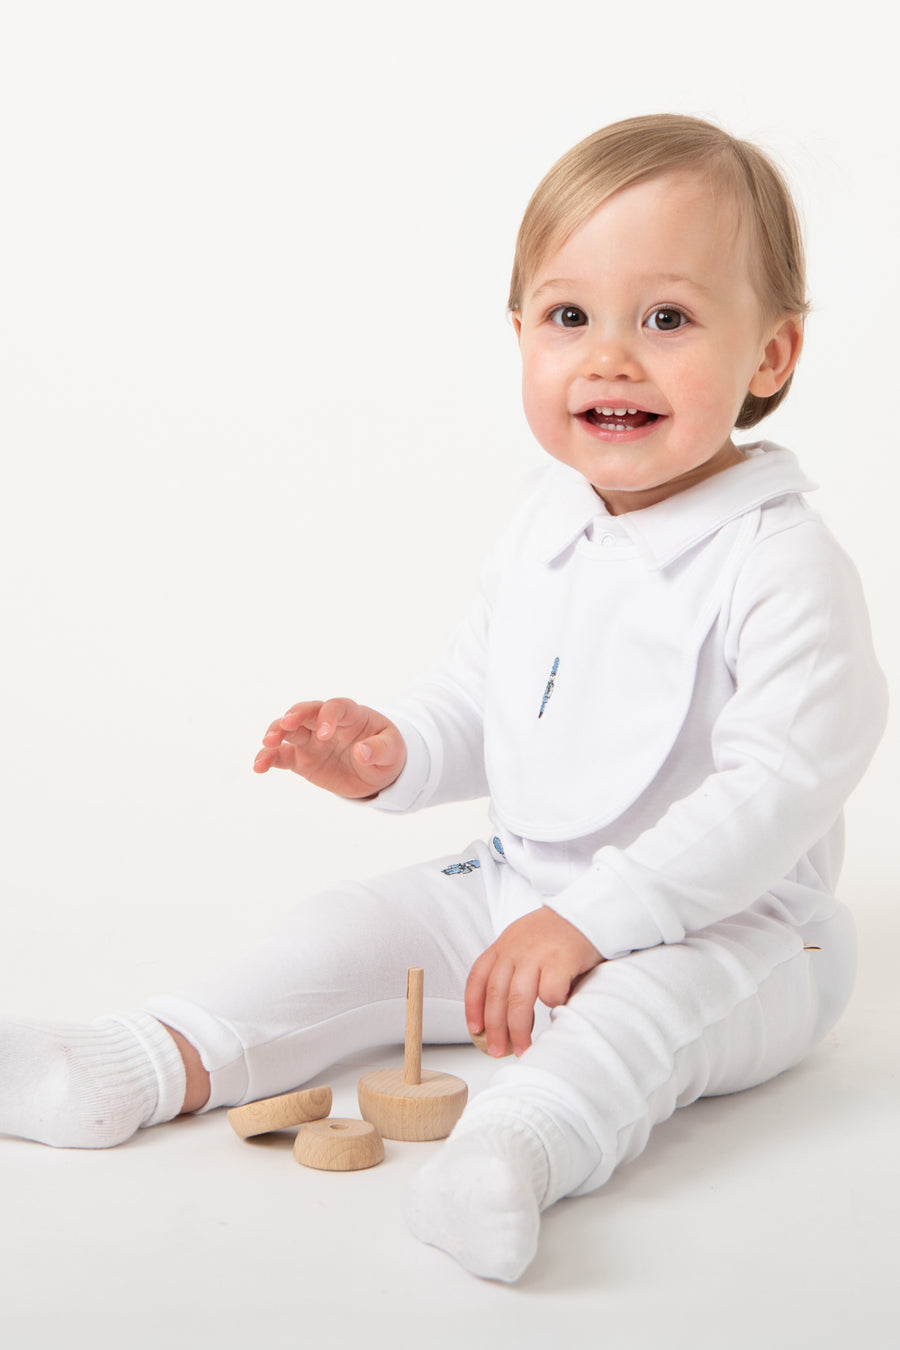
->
<box><xmin>529</xmin><ymin>278</ymin><xmax>578</xmax><ymax>299</ymax></box>
<box><xmin>646</xmin><ymin>272</ymin><xmax>714</xmax><ymax>295</ymax></box>
<box><xmin>529</xmin><ymin>271</ymin><xmax>714</xmax><ymax>300</ymax></box>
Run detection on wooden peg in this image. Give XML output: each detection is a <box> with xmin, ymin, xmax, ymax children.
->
<box><xmin>357</xmin><ymin>967</ymin><xmax>468</xmax><ymax>1141</ymax></box>
<box><xmin>293</xmin><ymin>1118</ymin><xmax>384</xmax><ymax>1171</ymax></box>
<box><xmin>404</xmin><ymin>966</ymin><xmax>423</xmax><ymax>1085</ymax></box>
<box><xmin>227</xmin><ymin>1086</ymin><xmax>332</xmax><ymax>1139</ymax></box>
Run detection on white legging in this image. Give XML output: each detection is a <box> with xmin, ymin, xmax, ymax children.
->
<box><xmin>143</xmin><ymin>839</ymin><xmax>855</xmax><ymax>1199</ymax></box>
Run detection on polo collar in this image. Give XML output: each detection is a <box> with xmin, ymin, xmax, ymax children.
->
<box><xmin>536</xmin><ymin>442</ymin><xmax>817</xmax><ymax>569</ymax></box>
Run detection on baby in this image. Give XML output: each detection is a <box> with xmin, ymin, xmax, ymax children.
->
<box><xmin>0</xmin><ymin>114</ymin><xmax>887</xmax><ymax>1284</ymax></box>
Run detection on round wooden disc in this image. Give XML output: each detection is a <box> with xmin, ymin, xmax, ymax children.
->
<box><xmin>227</xmin><ymin>1086</ymin><xmax>332</xmax><ymax>1139</ymax></box>
<box><xmin>293</xmin><ymin>1118</ymin><xmax>384</xmax><ymax>1171</ymax></box>
<box><xmin>357</xmin><ymin>1068</ymin><xmax>468</xmax><ymax>1141</ymax></box>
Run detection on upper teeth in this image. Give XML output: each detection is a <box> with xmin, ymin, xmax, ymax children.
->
<box><xmin>597</xmin><ymin>407</ymin><xmax>638</xmax><ymax>416</ymax></box>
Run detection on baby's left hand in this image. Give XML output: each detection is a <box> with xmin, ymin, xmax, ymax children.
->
<box><xmin>465</xmin><ymin>909</ymin><xmax>604</xmax><ymax>1058</ymax></box>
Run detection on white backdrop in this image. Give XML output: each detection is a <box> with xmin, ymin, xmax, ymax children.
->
<box><xmin>1</xmin><ymin>0</ymin><xmax>895</xmax><ymax>1019</ymax></box>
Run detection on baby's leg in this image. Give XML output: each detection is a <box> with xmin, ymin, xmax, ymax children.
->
<box><xmin>406</xmin><ymin>902</ymin><xmax>855</xmax><ymax>1282</ymax></box>
<box><xmin>145</xmin><ymin>846</ymin><xmax>497</xmax><ymax>1111</ymax></box>
<box><xmin>0</xmin><ymin>844</ymin><xmax>496</xmax><ymax>1148</ymax></box>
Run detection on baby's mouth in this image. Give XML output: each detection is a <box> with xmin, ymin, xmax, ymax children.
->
<box><xmin>583</xmin><ymin>406</ymin><xmax>659</xmax><ymax>431</ymax></box>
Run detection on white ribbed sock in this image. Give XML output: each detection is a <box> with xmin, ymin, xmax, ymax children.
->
<box><xmin>0</xmin><ymin>1012</ymin><xmax>187</xmax><ymax>1148</ymax></box>
<box><xmin>405</xmin><ymin>1115</ymin><xmax>548</xmax><ymax>1283</ymax></box>
<box><xmin>405</xmin><ymin>1097</ymin><xmax>598</xmax><ymax>1283</ymax></box>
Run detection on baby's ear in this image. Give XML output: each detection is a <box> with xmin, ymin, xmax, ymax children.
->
<box><xmin>749</xmin><ymin>315</ymin><xmax>804</xmax><ymax>397</ymax></box>
<box><xmin>511</xmin><ymin>310</ymin><xmax>523</xmax><ymax>340</ymax></box>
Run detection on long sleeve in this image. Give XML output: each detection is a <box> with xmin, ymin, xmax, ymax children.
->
<box><xmin>370</xmin><ymin>561</ymin><xmax>495</xmax><ymax>814</ymax></box>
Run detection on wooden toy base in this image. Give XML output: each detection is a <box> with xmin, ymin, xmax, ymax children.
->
<box><xmin>293</xmin><ymin>1118</ymin><xmax>384</xmax><ymax>1171</ymax></box>
<box><xmin>227</xmin><ymin>1086</ymin><xmax>332</xmax><ymax>1139</ymax></box>
<box><xmin>358</xmin><ymin>1067</ymin><xmax>467</xmax><ymax>1141</ymax></box>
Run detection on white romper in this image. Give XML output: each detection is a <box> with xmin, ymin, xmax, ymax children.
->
<box><xmin>145</xmin><ymin>443</ymin><xmax>887</xmax><ymax>1198</ymax></box>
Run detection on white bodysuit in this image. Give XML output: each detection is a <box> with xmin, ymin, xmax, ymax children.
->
<box><xmin>146</xmin><ymin>443</ymin><xmax>887</xmax><ymax>1201</ymax></box>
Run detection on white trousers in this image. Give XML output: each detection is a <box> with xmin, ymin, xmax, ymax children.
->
<box><xmin>143</xmin><ymin>840</ymin><xmax>855</xmax><ymax>1199</ymax></box>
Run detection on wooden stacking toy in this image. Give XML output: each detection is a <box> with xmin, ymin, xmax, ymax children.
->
<box><xmin>227</xmin><ymin>1085</ymin><xmax>332</xmax><ymax>1138</ymax></box>
<box><xmin>357</xmin><ymin>967</ymin><xmax>468</xmax><ymax>1141</ymax></box>
<box><xmin>293</xmin><ymin>1118</ymin><xmax>384</xmax><ymax>1171</ymax></box>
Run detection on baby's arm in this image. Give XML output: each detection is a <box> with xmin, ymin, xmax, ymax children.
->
<box><xmin>465</xmin><ymin>909</ymin><xmax>604</xmax><ymax>1057</ymax></box>
<box><xmin>253</xmin><ymin>698</ymin><xmax>406</xmax><ymax>799</ymax></box>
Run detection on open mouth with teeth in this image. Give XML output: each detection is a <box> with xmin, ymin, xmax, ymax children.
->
<box><xmin>583</xmin><ymin>406</ymin><xmax>660</xmax><ymax>431</ymax></box>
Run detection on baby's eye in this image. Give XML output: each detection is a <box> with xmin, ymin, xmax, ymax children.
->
<box><xmin>645</xmin><ymin>307</ymin><xmax>688</xmax><ymax>332</ymax></box>
<box><xmin>549</xmin><ymin>305</ymin><xmax>588</xmax><ymax>328</ymax></box>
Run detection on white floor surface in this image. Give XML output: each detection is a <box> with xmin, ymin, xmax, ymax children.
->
<box><xmin>2</xmin><ymin>918</ymin><xmax>898</xmax><ymax>1350</ymax></box>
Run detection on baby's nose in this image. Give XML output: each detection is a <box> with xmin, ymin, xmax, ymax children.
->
<box><xmin>583</xmin><ymin>328</ymin><xmax>642</xmax><ymax>382</ymax></box>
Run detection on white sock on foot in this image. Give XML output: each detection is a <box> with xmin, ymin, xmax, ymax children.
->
<box><xmin>0</xmin><ymin>1012</ymin><xmax>187</xmax><ymax>1148</ymax></box>
<box><xmin>404</xmin><ymin>1118</ymin><xmax>548</xmax><ymax>1283</ymax></box>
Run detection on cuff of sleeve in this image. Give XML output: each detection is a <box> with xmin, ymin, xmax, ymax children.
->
<box><xmin>545</xmin><ymin>862</ymin><xmax>666</xmax><ymax>960</ymax></box>
<box><xmin>366</xmin><ymin>717</ymin><xmax>436</xmax><ymax>813</ymax></box>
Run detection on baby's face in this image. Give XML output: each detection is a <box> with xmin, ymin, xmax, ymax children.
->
<box><xmin>513</xmin><ymin>171</ymin><xmax>800</xmax><ymax>514</ymax></box>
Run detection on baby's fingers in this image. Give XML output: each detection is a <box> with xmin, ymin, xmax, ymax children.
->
<box><xmin>482</xmin><ymin>957</ymin><xmax>518</xmax><ymax>1058</ymax></box>
<box><xmin>354</xmin><ymin>729</ymin><xmax>405</xmax><ymax>777</ymax></box>
<box><xmin>465</xmin><ymin>948</ymin><xmax>493</xmax><ymax>1037</ymax></box>
<box><xmin>314</xmin><ymin>697</ymin><xmax>364</xmax><ymax>742</ymax></box>
<box><xmin>506</xmin><ymin>970</ymin><xmax>539</xmax><ymax>1057</ymax></box>
<box><xmin>261</xmin><ymin>702</ymin><xmax>322</xmax><ymax>746</ymax></box>
<box><xmin>253</xmin><ymin>744</ymin><xmax>301</xmax><ymax>774</ymax></box>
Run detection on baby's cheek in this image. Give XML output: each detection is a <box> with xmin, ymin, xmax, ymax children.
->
<box><xmin>677</xmin><ymin>375</ymin><xmax>738</xmax><ymax>435</ymax></box>
<box><xmin>521</xmin><ymin>374</ymin><xmax>564</xmax><ymax>447</ymax></box>
<box><xmin>674</xmin><ymin>368</ymin><xmax>716</xmax><ymax>408</ymax></box>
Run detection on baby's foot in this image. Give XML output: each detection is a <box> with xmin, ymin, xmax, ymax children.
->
<box><xmin>0</xmin><ymin>1012</ymin><xmax>186</xmax><ymax>1148</ymax></box>
<box><xmin>404</xmin><ymin>1131</ymin><xmax>545</xmax><ymax>1283</ymax></box>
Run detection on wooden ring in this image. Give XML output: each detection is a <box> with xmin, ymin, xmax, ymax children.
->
<box><xmin>293</xmin><ymin>1118</ymin><xmax>384</xmax><ymax>1171</ymax></box>
<box><xmin>227</xmin><ymin>1086</ymin><xmax>332</xmax><ymax>1138</ymax></box>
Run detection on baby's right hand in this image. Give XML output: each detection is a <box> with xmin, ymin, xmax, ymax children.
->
<box><xmin>253</xmin><ymin>698</ymin><xmax>406</xmax><ymax>799</ymax></box>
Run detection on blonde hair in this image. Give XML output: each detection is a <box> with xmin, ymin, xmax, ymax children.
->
<box><xmin>508</xmin><ymin>114</ymin><xmax>809</xmax><ymax>428</ymax></box>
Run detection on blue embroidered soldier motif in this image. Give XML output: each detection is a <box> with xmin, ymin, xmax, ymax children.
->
<box><xmin>441</xmin><ymin>859</ymin><xmax>481</xmax><ymax>876</ymax></box>
<box><xmin>538</xmin><ymin>657</ymin><xmax>560</xmax><ymax>718</ymax></box>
